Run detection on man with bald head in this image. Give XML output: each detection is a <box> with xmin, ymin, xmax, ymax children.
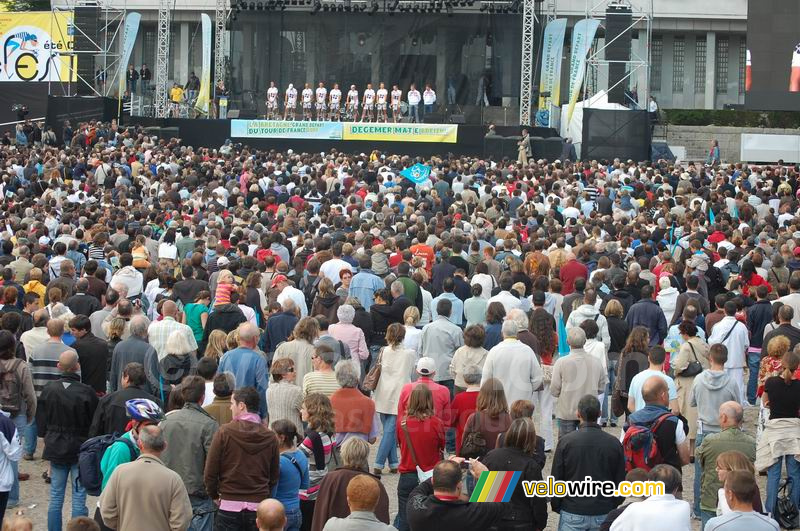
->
<box><xmin>257</xmin><ymin>499</ymin><xmax>287</xmax><ymax>531</ymax></box>
<box><xmin>559</xmin><ymin>251</ymin><xmax>588</xmax><ymax>295</ymax></box>
<box><xmin>218</xmin><ymin>322</ymin><xmax>269</xmax><ymax>418</ymax></box>
<box><xmin>696</xmin><ymin>401</ymin><xmax>756</xmax><ymax>527</ymax></box>
<box><xmin>624</xmin><ymin>375</ymin><xmax>689</xmax><ymax>472</ymax></box>
<box><xmin>37</xmin><ymin>350</ymin><xmax>99</xmax><ymax>530</ymax></box>
<box><xmin>147</xmin><ymin>300</ymin><xmax>197</xmax><ymax>360</ymax></box>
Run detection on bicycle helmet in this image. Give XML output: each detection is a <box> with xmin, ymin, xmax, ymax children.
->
<box><xmin>125</xmin><ymin>398</ymin><xmax>164</xmax><ymax>422</ymax></box>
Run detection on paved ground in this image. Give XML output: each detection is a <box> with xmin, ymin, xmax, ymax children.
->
<box><xmin>14</xmin><ymin>407</ymin><xmax>767</xmax><ymax>530</ymax></box>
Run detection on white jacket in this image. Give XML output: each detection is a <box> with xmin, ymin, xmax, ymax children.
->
<box><xmin>0</xmin><ymin>411</ymin><xmax>22</xmax><ymax>492</ymax></box>
<box><xmin>482</xmin><ymin>338</ymin><xmax>542</xmax><ymax>405</ymax></box>
<box><xmin>656</xmin><ymin>287</ymin><xmax>679</xmax><ymax>324</ymax></box>
<box><xmin>707</xmin><ymin>316</ymin><xmax>750</xmax><ymax>368</ymax></box>
<box><xmin>610</xmin><ymin>495</ymin><xmax>691</xmax><ymax>531</ymax></box>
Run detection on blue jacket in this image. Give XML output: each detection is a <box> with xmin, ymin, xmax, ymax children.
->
<box><xmin>626</xmin><ymin>299</ymin><xmax>668</xmax><ymax>345</ymax></box>
<box><xmin>349</xmin><ymin>269</ymin><xmax>384</xmax><ymax>311</ymax></box>
<box><xmin>264</xmin><ymin>311</ymin><xmax>299</xmax><ymax>354</ymax></box>
<box><xmin>218</xmin><ymin>347</ymin><xmax>269</xmax><ymax>418</ymax></box>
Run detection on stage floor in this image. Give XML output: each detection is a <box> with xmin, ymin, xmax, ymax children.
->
<box><xmin>128</xmin><ymin>117</ymin><xmax>562</xmax><ymax>159</ymax></box>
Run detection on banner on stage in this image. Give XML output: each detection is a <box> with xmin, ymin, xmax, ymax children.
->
<box><xmin>195</xmin><ymin>14</ymin><xmax>211</xmax><ymax>114</ymax></box>
<box><xmin>566</xmin><ymin>18</ymin><xmax>600</xmax><ymax>124</ymax></box>
<box><xmin>231</xmin><ymin>120</ymin><xmax>343</xmax><ymax>140</ymax></box>
<box><xmin>536</xmin><ymin>18</ymin><xmax>567</xmax><ymax>127</ymax></box>
<box><xmin>118</xmin><ymin>13</ymin><xmax>141</xmax><ymax>97</ymax></box>
<box><xmin>342</xmin><ymin>123</ymin><xmax>458</xmax><ymax>143</ymax></box>
<box><xmin>0</xmin><ymin>11</ymin><xmax>74</xmax><ymax>82</ymax></box>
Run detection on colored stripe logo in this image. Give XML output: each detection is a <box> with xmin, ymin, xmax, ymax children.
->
<box><xmin>469</xmin><ymin>471</ymin><xmax>521</xmax><ymax>502</ymax></box>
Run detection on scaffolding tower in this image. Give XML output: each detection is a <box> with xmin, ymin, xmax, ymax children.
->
<box><xmin>50</xmin><ymin>0</ymin><xmax>126</xmax><ymax>97</ymax></box>
<box><xmin>215</xmin><ymin>0</ymin><xmax>229</xmax><ymax>88</ymax></box>
<box><xmin>154</xmin><ymin>0</ymin><xmax>172</xmax><ymax>117</ymax></box>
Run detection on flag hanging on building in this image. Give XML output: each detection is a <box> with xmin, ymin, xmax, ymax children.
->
<box><xmin>469</xmin><ymin>471</ymin><xmax>521</xmax><ymax>502</ymax></box>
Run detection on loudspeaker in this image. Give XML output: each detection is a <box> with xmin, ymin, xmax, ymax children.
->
<box><xmin>227</xmin><ymin>110</ymin><xmax>240</xmax><ymax>118</ymax></box>
<box><xmin>423</xmin><ymin>113</ymin><xmax>443</xmax><ymax>123</ymax></box>
<box><xmin>449</xmin><ymin>113</ymin><xmax>465</xmax><ymax>124</ymax></box>
<box><xmin>73</xmin><ymin>7</ymin><xmax>100</xmax><ymax>96</ymax></box>
<box><xmin>581</xmin><ymin>108</ymin><xmax>650</xmax><ymax>161</ymax></box>
<box><xmin>605</xmin><ymin>4</ymin><xmax>632</xmax><ymax>105</ymax></box>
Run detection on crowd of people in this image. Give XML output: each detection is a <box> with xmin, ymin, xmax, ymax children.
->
<box><xmin>0</xmin><ymin>121</ymin><xmax>796</xmax><ymax>531</ymax></box>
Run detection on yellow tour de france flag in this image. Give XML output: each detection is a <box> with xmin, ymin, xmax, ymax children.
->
<box><xmin>0</xmin><ymin>11</ymin><xmax>74</xmax><ymax>82</ymax></box>
<box><xmin>469</xmin><ymin>471</ymin><xmax>521</xmax><ymax>502</ymax></box>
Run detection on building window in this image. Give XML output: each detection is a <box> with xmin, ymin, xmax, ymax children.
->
<box><xmin>695</xmin><ymin>38</ymin><xmax>706</xmax><ymax>92</ymax></box>
<box><xmin>716</xmin><ymin>36</ymin><xmax>729</xmax><ymax>94</ymax></box>
<box><xmin>739</xmin><ymin>41</ymin><xmax>746</xmax><ymax>95</ymax></box>
<box><xmin>672</xmin><ymin>37</ymin><xmax>685</xmax><ymax>93</ymax></box>
<box><xmin>650</xmin><ymin>36</ymin><xmax>662</xmax><ymax>92</ymax></box>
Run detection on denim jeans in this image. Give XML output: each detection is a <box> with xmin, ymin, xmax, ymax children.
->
<box><xmin>557</xmin><ymin>510</ymin><xmax>607</xmax><ymax>531</ymax></box>
<box><xmin>214</xmin><ymin>509</ymin><xmax>258</xmax><ymax>531</ymax></box>
<box><xmin>9</xmin><ymin>415</ymin><xmax>30</xmax><ymax>506</ymax></box>
<box><xmin>746</xmin><ymin>352</ymin><xmax>761</xmax><ymax>404</ymax></box>
<box><xmin>439</xmin><ymin>379</ymin><xmax>456</xmax><ymax>453</ymax></box>
<box><xmin>766</xmin><ymin>455</ymin><xmax>800</xmax><ymax>517</ymax></box>
<box><xmin>424</xmin><ymin>104</ymin><xmax>434</xmax><ymax>115</ymax></box>
<box><xmin>700</xmin><ymin>509</ymin><xmax>716</xmax><ymax>529</ymax></box>
<box><xmin>285</xmin><ymin>506</ymin><xmax>302</xmax><ymax>531</ymax></box>
<box><xmin>393</xmin><ymin>472</ymin><xmax>419</xmax><ymax>531</ymax></box>
<box><xmin>374</xmin><ymin>413</ymin><xmax>398</xmax><ymax>470</ymax></box>
<box><xmin>189</xmin><ymin>495</ymin><xmax>216</xmax><ymax>531</ymax></box>
<box><xmin>48</xmin><ymin>463</ymin><xmax>87</xmax><ymax>531</ymax></box>
<box><xmin>603</xmin><ymin>361</ymin><xmax>618</xmax><ymax>423</ymax></box>
<box><xmin>558</xmin><ymin>419</ymin><xmax>580</xmax><ymax>438</ymax></box>
<box><xmin>410</xmin><ymin>104</ymin><xmax>420</xmax><ymax>123</ymax></box>
<box><xmin>693</xmin><ymin>431</ymin><xmax>707</xmax><ymax>516</ymax></box>
<box><xmin>22</xmin><ymin>418</ymin><xmax>36</xmax><ymax>456</ymax></box>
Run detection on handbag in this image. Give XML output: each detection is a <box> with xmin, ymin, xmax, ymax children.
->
<box><xmin>361</xmin><ymin>347</ymin><xmax>383</xmax><ymax>392</ymax></box>
<box><xmin>677</xmin><ymin>342</ymin><xmax>703</xmax><ymax>378</ymax></box>
<box><xmin>401</xmin><ymin>418</ymin><xmax>435</xmax><ymax>482</ymax></box>
<box><xmin>460</xmin><ymin>412</ymin><xmax>488</xmax><ymax>459</ymax></box>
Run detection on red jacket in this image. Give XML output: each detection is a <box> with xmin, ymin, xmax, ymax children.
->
<box><xmin>445</xmin><ymin>390</ymin><xmax>479</xmax><ymax>455</ymax></box>
<box><xmin>559</xmin><ymin>259</ymin><xmax>589</xmax><ymax>295</ymax></box>
<box><xmin>740</xmin><ymin>273</ymin><xmax>771</xmax><ymax>298</ymax></box>
<box><xmin>396</xmin><ymin>415</ymin><xmax>444</xmax><ymax>474</ymax></box>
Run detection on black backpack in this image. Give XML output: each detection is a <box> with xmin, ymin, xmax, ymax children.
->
<box><xmin>0</xmin><ymin>359</ymin><xmax>23</xmax><ymax>415</ymax></box>
<box><xmin>300</xmin><ymin>275</ymin><xmax>321</xmax><ymax>310</ymax></box>
<box><xmin>77</xmin><ymin>433</ymin><xmax>137</xmax><ymax>495</ymax></box>
<box><xmin>705</xmin><ymin>266</ymin><xmax>725</xmax><ymax>299</ymax></box>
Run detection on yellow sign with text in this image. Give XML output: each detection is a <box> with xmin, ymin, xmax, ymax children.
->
<box><xmin>0</xmin><ymin>11</ymin><xmax>74</xmax><ymax>82</ymax></box>
<box><xmin>342</xmin><ymin>123</ymin><xmax>458</xmax><ymax>143</ymax></box>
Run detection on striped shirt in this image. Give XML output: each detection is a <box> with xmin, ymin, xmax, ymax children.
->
<box><xmin>298</xmin><ymin>431</ymin><xmax>334</xmax><ymax>501</ymax></box>
<box><xmin>301</xmin><ymin>371</ymin><xmax>340</xmax><ymax>398</ymax></box>
<box><xmin>28</xmin><ymin>341</ymin><xmax>78</xmax><ymax>397</ymax></box>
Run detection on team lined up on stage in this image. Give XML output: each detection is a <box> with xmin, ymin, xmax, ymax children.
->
<box><xmin>264</xmin><ymin>81</ymin><xmax>437</xmax><ymax>122</ymax></box>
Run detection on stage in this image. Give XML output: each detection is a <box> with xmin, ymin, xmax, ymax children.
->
<box><xmin>127</xmin><ymin>116</ymin><xmax>564</xmax><ymax>159</ymax></box>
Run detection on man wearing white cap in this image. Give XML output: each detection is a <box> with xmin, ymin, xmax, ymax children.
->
<box><xmin>396</xmin><ymin>357</ymin><xmax>451</xmax><ymax>422</ymax></box>
<box><xmin>273</xmin><ymin>275</ymin><xmax>308</xmax><ymax>318</ymax></box>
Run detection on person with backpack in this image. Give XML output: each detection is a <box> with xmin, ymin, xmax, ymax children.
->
<box><xmin>0</xmin><ymin>331</ymin><xmax>35</xmax><ymax>511</ymax></box>
<box><xmin>623</xmin><ymin>376</ymin><xmax>689</xmax><ymax>473</ymax></box>
<box><xmin>36</xmin><ymin>350</ymin><xmax>99</xmax><ymax>531</ymax></box>
<box><xmin>551</xmin><ymin>395</ymin><xmax>625</xmax><ymax>529</ymax></box>
<box><xmin>88</xmin><ymin>398</ymin><xmax>164</xmax><ymax>530</ymax></box>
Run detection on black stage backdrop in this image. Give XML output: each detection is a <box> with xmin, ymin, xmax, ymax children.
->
<box><xmin>0</xmin><ymin>83</ymin><xmax>50</xmax><ymax>134</ymax></box>
<box><xmin>228</xmin><ymin>12</ymin><xmax>521</xmax><ymax>116</ymax></box>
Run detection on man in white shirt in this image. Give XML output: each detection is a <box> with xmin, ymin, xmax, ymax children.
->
<box><xmin>487</xmin><ymin>276</ymin><xmax>521</xmax><ymax>314</ymax></box>
<box><xmin>328</xmin><ymin>83</ymin><xmax>342</xmax><ymax>121</ymax></box>
<box><xmin>273</xmin><ymin>274</ymin><xmax>308</xmax><ymax>318</ymax></box>
<box><xmin>361</xmin><ymin>83</ymin><xmax>376</xmax><ymax>122</ymax></box>
<box><xmin>376</xmin><ymin>82</ymin><xmax>389</xmax><ymax>123</ymax></box>
<box><xmin>266</xmin><ymin>81</ymin><xmax>279</xmax><ymax>120</ymax></box>
<box><xmin>346</xmin><ymin>85</ymin><xmax>359</xmax><ymax>121</ymax></box>
<box><xmin>301</xmin><ymin>83</ymin><xmax>313</xmax><ymax>121</ymax></box>
<box><xmin>626</xmin><ymin>346</ymin><xmax>679</xmax><ymax>413</ymax></box>
<box><xmin>481</xmin><ymin>320</ymin><xmax>542</xmax><ymax>406</ymax></box>
<box><xmin>319</xmin><ymin>242</ymin><xmax>354</xmax><ymax>282</ymax></box>
<box><xmin>407</xmin><ymin>83</ymin><xmax>421</xmax><ymax>123</ymax></box>
<box><xmin>422</xmin><ymin>84</ymin><xmax>436</xmax><ymax>116</ymax></box>
<box><xmin>610</xmin><ymin>464</ymin><xmax>690</xmax><ymax>531</ymax></box>
<box><xmin>707</xmin><ymin>301</ymin><xmax>750</xmax><ymax>404</ymax></box>
<box><xmin>315</xmin><ymin>82</ymin><xmax>327</xmax><ymax>121</ymax></box>
<box><xmin>390</xmin><ymin>84</ymin><xmax>402</xmax><ymax>123</ymax></box>
<box><xmin>284</xmin><ymin>83</ymin><xmax>297</xmax><ymax>120</ymax></box>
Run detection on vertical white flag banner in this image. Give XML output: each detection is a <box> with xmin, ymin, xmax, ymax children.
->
<box><xmin>536</xmin><ymin>18</ymin><xmax>567</xmax><ymax>126</ymax></box>
<box><xmin>566</xmin><ymin>18</ymin><xmax>600</xmax><ymax>124</ymax></box>
<box><xmin>117</xmin><ymin>12</ymin><xmax>141</xmax><ymax>97</ymax></box>
<box><xmin>196</xmin><ymin>13</ymin><xmax>212</xmax><ymax>114</ymax></box>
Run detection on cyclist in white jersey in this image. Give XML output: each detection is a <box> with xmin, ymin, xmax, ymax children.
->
<box><xmin>265</xmin><ymin>81</ymin><xmax>279</xmax><ymax>119</ymax></box>
<box><xmin>346</xmin><ymin>85</ymin><xmax>359</xmax><ymax>121</ymax></box>
<box><xmin>284</xmin><ymin>83</ymin><xmax>297</xmax><ymax>120</ymax></box>
<box><xmin>390</xmin><ymin>84</ymin><xmax>403</xmax><ymax>123</ymax></box>
<box><xmin>376</xmin><ymin>82</ymin><xmax>389</xmax><ymax>123</ymax></box>
<box><xmin>315</xmin><ymin>82</ymin><xmax>327</xmax><ymax>121</ymax></box>
<box><xmin>328</xmin><ymin>83</ymin><xmax>342</xmax><ymax>121</ymax></box>
<box><xmin>361</xmin><ymin>83</ymin><xmax>376</xmax><ymax>122</ymax></box>
<box><xmin>302</xmin><ymin>83</ymin><xmax>313</xmax><ymax>121</ymax></box>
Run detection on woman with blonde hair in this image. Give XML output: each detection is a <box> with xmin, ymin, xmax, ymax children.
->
<box><xmin>714</xmin><ymin>450</ymin><xmax>763</xmax><ymax>516</ymax></box>
<box><xmin>203</xmin><ymin>329</ymin><xmax>228</xmax><ymax>361</ymax></box>
<box><xmin>298</xmin><ymin>393</ymin><xmax>336</xmax><ymax>531</ymax></box>
<box><xmin>274</xmin><ymin>317</ymin><xmax>319</xmax><ymax>385</ymax></box>
<box><xmin>372</xmin><ymin>323</ymin><xmax>415</xmax><ymax>475</ymax></box>
<box><xmin>267</xmin><ymin>358</ymin><xmax>303</xmax><ymax>433</ymax></box>
<box><xmin>401</xmin><ymin>306</ymin><xmax>422</xmax><ymax>355</ymax></box>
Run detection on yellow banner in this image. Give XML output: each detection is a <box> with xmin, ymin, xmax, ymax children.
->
<box><xmin>342</xmin><ymin>123</ymin><xmax>458</xmax><ymax>143</ymax></box>
<box><xmin>0</xmin><ymin>11</ymin><xmax>74</xmax><ymax>82</ymax></box>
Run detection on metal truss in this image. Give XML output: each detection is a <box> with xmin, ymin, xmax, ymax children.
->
<box><xmin>519</xmin><ymin>0</ymin><xmax>535</xmax><ymax>126</ymax></box>
<box><xmin>215</xmin><ymin>0</ymin><xmax>228</xmax><ymax>87</ymax></box>
<box><xmin>154</xmin><ymin>0</ymin><xmax>172</xmax><ymax>118</ymax></box>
